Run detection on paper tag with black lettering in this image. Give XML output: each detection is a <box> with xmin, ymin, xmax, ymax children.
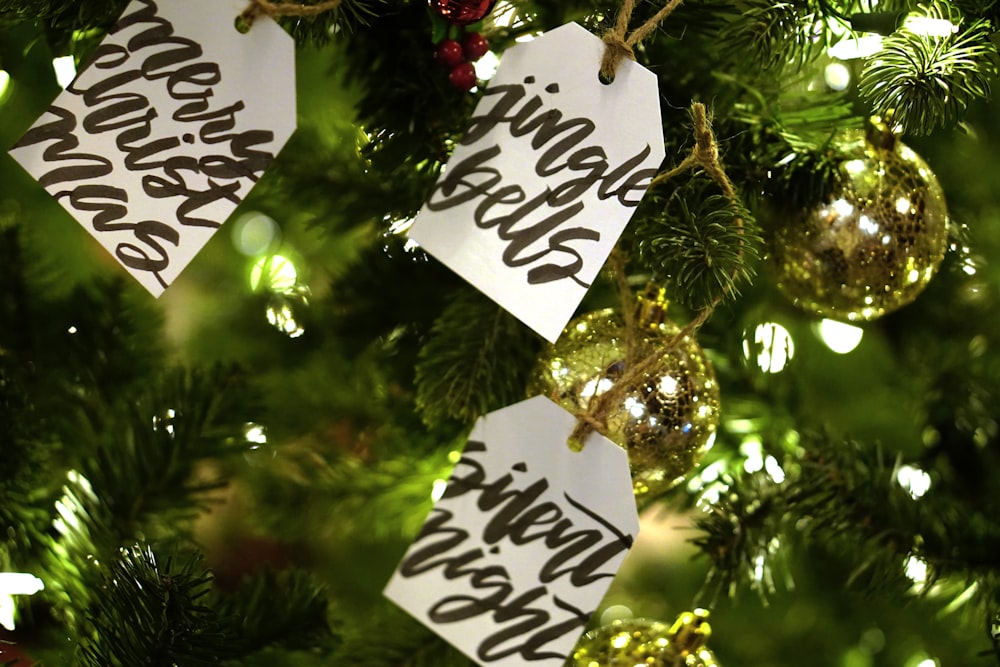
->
<box><xmin>407</xmin><ymin>23</ymin><xmax>664</xmax><ymax>342</ymax></box>
<box><xmin>8</xmin><ymin>0</ymin><xmax>295</xmax><ymax>296</ymax></box>
<box><xmin>384</xmin><ymin>395</ymin><xmax>639</xmax><ymax>666</ymax></box>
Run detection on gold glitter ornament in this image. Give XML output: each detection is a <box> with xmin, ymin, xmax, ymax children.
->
<box><xmin>769</xmin><ymin>118</ymin><xmax>948</xmax><ymax>321</ymax></box>
<box><xmin>530</xmin><ymin>288</ymin><xmax>720</xmax><ymax>498</ymax></box>
<box><xmin>570</xmin><ymin>609</ymin><xmax>720</xmax><ymax>667</ymax></box>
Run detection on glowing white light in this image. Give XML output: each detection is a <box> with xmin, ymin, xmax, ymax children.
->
<box><xmin>895</xmin><ymin>197</ymin><xmax>912</xmax><ymax>215</ymax></box>
<box><xmin>823</xmin><ymin>62</ymin><xmax>851</xmax><ymax>90</ymax></box>
<box><xmin>0</xmin><ymin>573</ymin><xmax>45</xmax><ymax>597</ymax></box>
<box><xmin>580</xmin><ymin>377</ymin><xmax>614</xmax><ymax>399</ymax></box>
<box><xmin>67</xmin><ymin>325</ymin><xmax>78</xmax><ymax>334</ymax></box>
<box><xmin>743</xmin><ymin>322</ymin><xmax>794</xmax><ymax>374</ymax></box>
<box><xmin>764</xmin><ymin>455</ymin><xmax>786</xmax><ymax>483</ymax></box>
<box><xmin>896</xmin><ymin>464</ymin><xmax>932</xmax><ymax>499</ymax></box>
<box><xmin>474</xmin><ymin>51</ymin><xmax>500</xmax><ymax>81</ymax></box>
<box><xmin>962</xmin><ymin>259</ymin><xmax>977</xmax><ymax>276</ymax></box>
<box><xmin>251</xmin><ymin>255</ymin><xmax>298</xmax><ymax>293</ymax></box>
<box><xmin>816</xmin><ymin>319</ymin><xmax>864</xmax><ymax>354</ymax></box>
<box><xmin>844</xmin><ymin>159</ymin><xmax>867</xmax><ymax>175</ymax></box>
<box><xmin>741</xmin><ymin>436</ymin><xmax>765</xmax><ymax>474</ymax></box>
<box><xmin>387</xmin><ymin>216</ymin><xmax>415</xmax><ymax>236</ymax></box>
<box><xmin>0</xmin><ymin>70</ymin><xmax>11</xmax><ymax>103</ymax></box>
<box><xmin>828</xmin><ymin>34</ymin><xmax>883</xmax><ymax>60</ymax></box>
<box><xmin>903</xmin><ymin>16</ymin><xmax>958</xmax><ymax>37</ymax></box>
<box><xmin>611</xmin><ymin>632</ymin><xmax>631</xmax><ymax>649</ymax></box>
<box><xmin>904</xmin><ymin>554</ymin><xmax>929</xmax><ymax>585</ymax></box>
<box><xmin>231</xmin><ymin>212</ymin><xmax>280</xmax><ymax>256</ymax></box>
<box><xmin>658</xmin><ymin>375</ymin><xmax>679</xmax><ymax>395</ymax></box>
<box><xmin>858</xmin><ymin>215</ymin><xmax>879</xmax><ymax>234</ymax></box>
<box><xmin>67</xmin><ymin>469</ymin><xmax>95</xmax><ymax>499</ymax></box>
<box><xmin>831</xmin><ymin>198</ymin><xmax>854</xmax><ymax>218</ymax></box>
<box><xmin>244</xmin><ymin>423</ymin><xmax>268</xmax><ymax>445</ymax></box>
<box><xmin>0</xmin><ymin>596</ymin><xmax>14</xmax><ymax>631</ymax></box>
<box><xmin>914</xmin><ymin>659</ymin><xmax>938</xmax><ymax>667</ymax></box>
<box><xmin>907</xmin><ymin>268</ymin><xmax>921</xmax><ymax>283</ymax></box>
<box><xmin>753</xmin><ymin>554</ymin><xmax>766</xmax><ymax>582</ymax></box>
<box><xmin>266</xmin><ymin>304</ymin><xmax>305</xmax><ymax>338</ymax></box>
<box><xmin>52</xmin><ymin>55</ymin><xmax>77</xmax><ymax>88</ymax></box>
<box><xmin>431</xmin><ymin>478</ymin><xmax>449</xmax><ymax>502</ymax></box>
<box><xmin>0</xmin><ymin>573</ymin><xmax>44</xmax><ymax>631</ymax></box>
<box><xmin>623</xmin><ymin>396</ymin><xmax>646</xmax><ymax>419</ymax></box>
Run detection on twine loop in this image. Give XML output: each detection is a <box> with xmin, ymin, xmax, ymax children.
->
<box><xmin>599</xmin><ymin>0</ymin><xmax>685</xmax><ymax>81</ymax></box>
<box><xmin>239</xmin><ymin>0</ymin><xmax>343</xmax><ymax>29</ymax></box>
<box><xmin>569</xmin><ymin>103</ymin><xmax>737</xmax><ymax>449</ymax></box>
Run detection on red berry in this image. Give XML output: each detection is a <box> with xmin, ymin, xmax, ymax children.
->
<box><xmin>448</xmin><ymin>62</ymin><xmax>477</xmax><ymax>91</ymax></box>
<box><xmin>434</xmin><ymin>39</ymin><xmax>465</xmax><ymax>68</ymax></box>
<box><xmin>462</xmin><ymin>32</ymin><xmax>490</xmax><ymax>62</ymax></box>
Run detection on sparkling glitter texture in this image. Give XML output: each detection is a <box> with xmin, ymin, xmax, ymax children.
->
<box><xmin>770</xmin><ymin>121</ymin><xmax>949</xmax><ymax>321</ymax></box>
<box><xmin>530</xmin><ymin>291</ymin><xmax>720</xmax><ymax>498</ymax></box>
<box><xmin>570</xmin><ymin>610</ymin><xmax>721</xmax><ymax>667</ymax></box>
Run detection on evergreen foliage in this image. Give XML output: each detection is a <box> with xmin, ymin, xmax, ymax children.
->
<box><xmin>1</xmin><ymin>0</ymin><xmax>1000</xmax><ymax>664</ymax></box>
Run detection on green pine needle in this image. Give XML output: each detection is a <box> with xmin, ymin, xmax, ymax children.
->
<box><xmin>78</xmin><ymin>545</ymin><xmax>232</xmax><ymax>667</ymax></box>
<box><xmin>415</xmin><ymin>289</ymin><xmax>543</xmax><ymax>427</ymax></box>
<box><xmin>859</xmin><ymin>10</ymin><xmax>998</xmax><ymax>134</ymax></box>
<box><xmin>633</xmin><ymin>176</ymin><xmax>762</xmax><ymax>311</ymax></box>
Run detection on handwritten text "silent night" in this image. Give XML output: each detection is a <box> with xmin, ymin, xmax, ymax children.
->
<box><xmin>395</xmin><ymin>439</ymin><xmax>635</xmax><ymax>663</ymax></box>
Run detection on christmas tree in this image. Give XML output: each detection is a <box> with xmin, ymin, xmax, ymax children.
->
<box><xmin>1</xmin><ymin>0</ymin><xmax>999</xmax><ymax>665</ymax></box>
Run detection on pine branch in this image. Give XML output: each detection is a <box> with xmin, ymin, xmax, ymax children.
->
<box><xmin>717</xmin><ymin>1</ymin><xmax>833</xmax><ymax>72</ymax></box>
<box><xmin>330</xmin><ymin>604</ymin><xmax>471</xmax><ymax>667</ymax></box>
<box><xmin>249</xmin><ymin>445</ymin><xmax>456</xmax><ymax>544</ymax></box>
<box><xmin>217</xmin><ymin>568</ymin><xmax>334</xmax><ymax>656</ymax></box>
<box><xmin>415</xmin><ymin>289</ymin><xmax>543</xmax><ymax>427</ymax></box>
<box><xmin>41</xmin><ymin>365</ymin><xmax>254</xmax><ymax>631</ymax></box>
<box><xmin>630</xmin><ymin>174</ymin><xmax>761</xmax><ymax>310</ymax></box>
<box><xmin>859</xmin><ymin>4</ymin><xmax>998</xmax><ymax>135</ymax></box>
<box><xmin>77</xmin><ymin>545</ymin><xmax>233</xmax><ymax>667</ymax></box>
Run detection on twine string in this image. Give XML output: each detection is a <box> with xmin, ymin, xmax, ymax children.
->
<box><xmin>570</xmin><ymin>103</ymin><xmax>736</xmax><ymax>449</ymax></box>
<box><xmin>600</xmin><ymin>0</ymin><xmax>685</xmax><ymax>81</ymax></box>
<box><xmin>240</xmin><ymin>0</ymin><xmax>343</xmax><ymax>28</ymax></box>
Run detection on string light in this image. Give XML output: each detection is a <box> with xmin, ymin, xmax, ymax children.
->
<box><xmin>0</xmin><ymin>573</ymin><xmax>45</xmax><ymax>630</ymax></box>
<box><xmin>52</xmin><ymin>55</ymin><xmax>77</xmax><ymax>88</ymax></box>
<box><xmin>816</xmin><ymin>319</ymin><xmax>864</xmax><ymax>354</ymax></box>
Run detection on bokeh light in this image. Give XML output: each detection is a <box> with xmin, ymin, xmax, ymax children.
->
<box><xmin>743</xmin><ymin>322</ymin><xmax>795</xmax><ymax>373</ymax></box>
<box><xmin>251</xmin><ymin>255</ymin><xmax>298</xmax><ymax>293</ymax></box>
<box><xmin>896</xmin><ymin>464</ymin><xmax>932</xmax><ymax>499</ymax></box>
<box><xmin>816</xmin><ymin>319</ymin><xmax>864</xmax><ymax>354</ymax></box>
<box><xmin>52</xmin><ymin>55</ymin><xmax>77</xmax><ymax>88</ymax></box>
<box><xmin>232</xmin><ymin>212</ymin><xmax>281</xmax><ymax>256</ymax></box>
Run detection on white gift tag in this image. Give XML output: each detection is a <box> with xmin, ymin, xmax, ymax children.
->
<box><xmin>384</xmin><ymin>395</ymin><xmax>639</xmax><ymax>666</ymax></box>
<box><xmin>408</xmin><ymin>23</ymin><xmax>664</xmax><ymax>342</ymax></box>
<box><xmin>9</xmin><ymin>0</ymin><xmax>295</xmax><ymax>296</ymax></box>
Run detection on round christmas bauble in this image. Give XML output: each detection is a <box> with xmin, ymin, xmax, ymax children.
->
<box><xmin>769</xmin><ymin>121</ymin><xmax>948</xmax><ymax>321</ymax></box>
<box><xmin>530</xmin><ymin>292</ymin><xmax>720</xmax><ymax>498</ymax></box>
<box><xmin>429</xmin><ymin>0</ymin><xmax>497</xmax><ymax>25</ymax></box>
<box><xmin>570</xmin><ymin>610</ymin><xmax>720</xmax><ymax>667</ymax></box>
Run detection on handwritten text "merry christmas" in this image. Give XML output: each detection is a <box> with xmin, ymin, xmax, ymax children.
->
<box><xmin>13</xmin><ymin>0</ymin><xmax>275</xmax><ymax>290</ymax></box>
